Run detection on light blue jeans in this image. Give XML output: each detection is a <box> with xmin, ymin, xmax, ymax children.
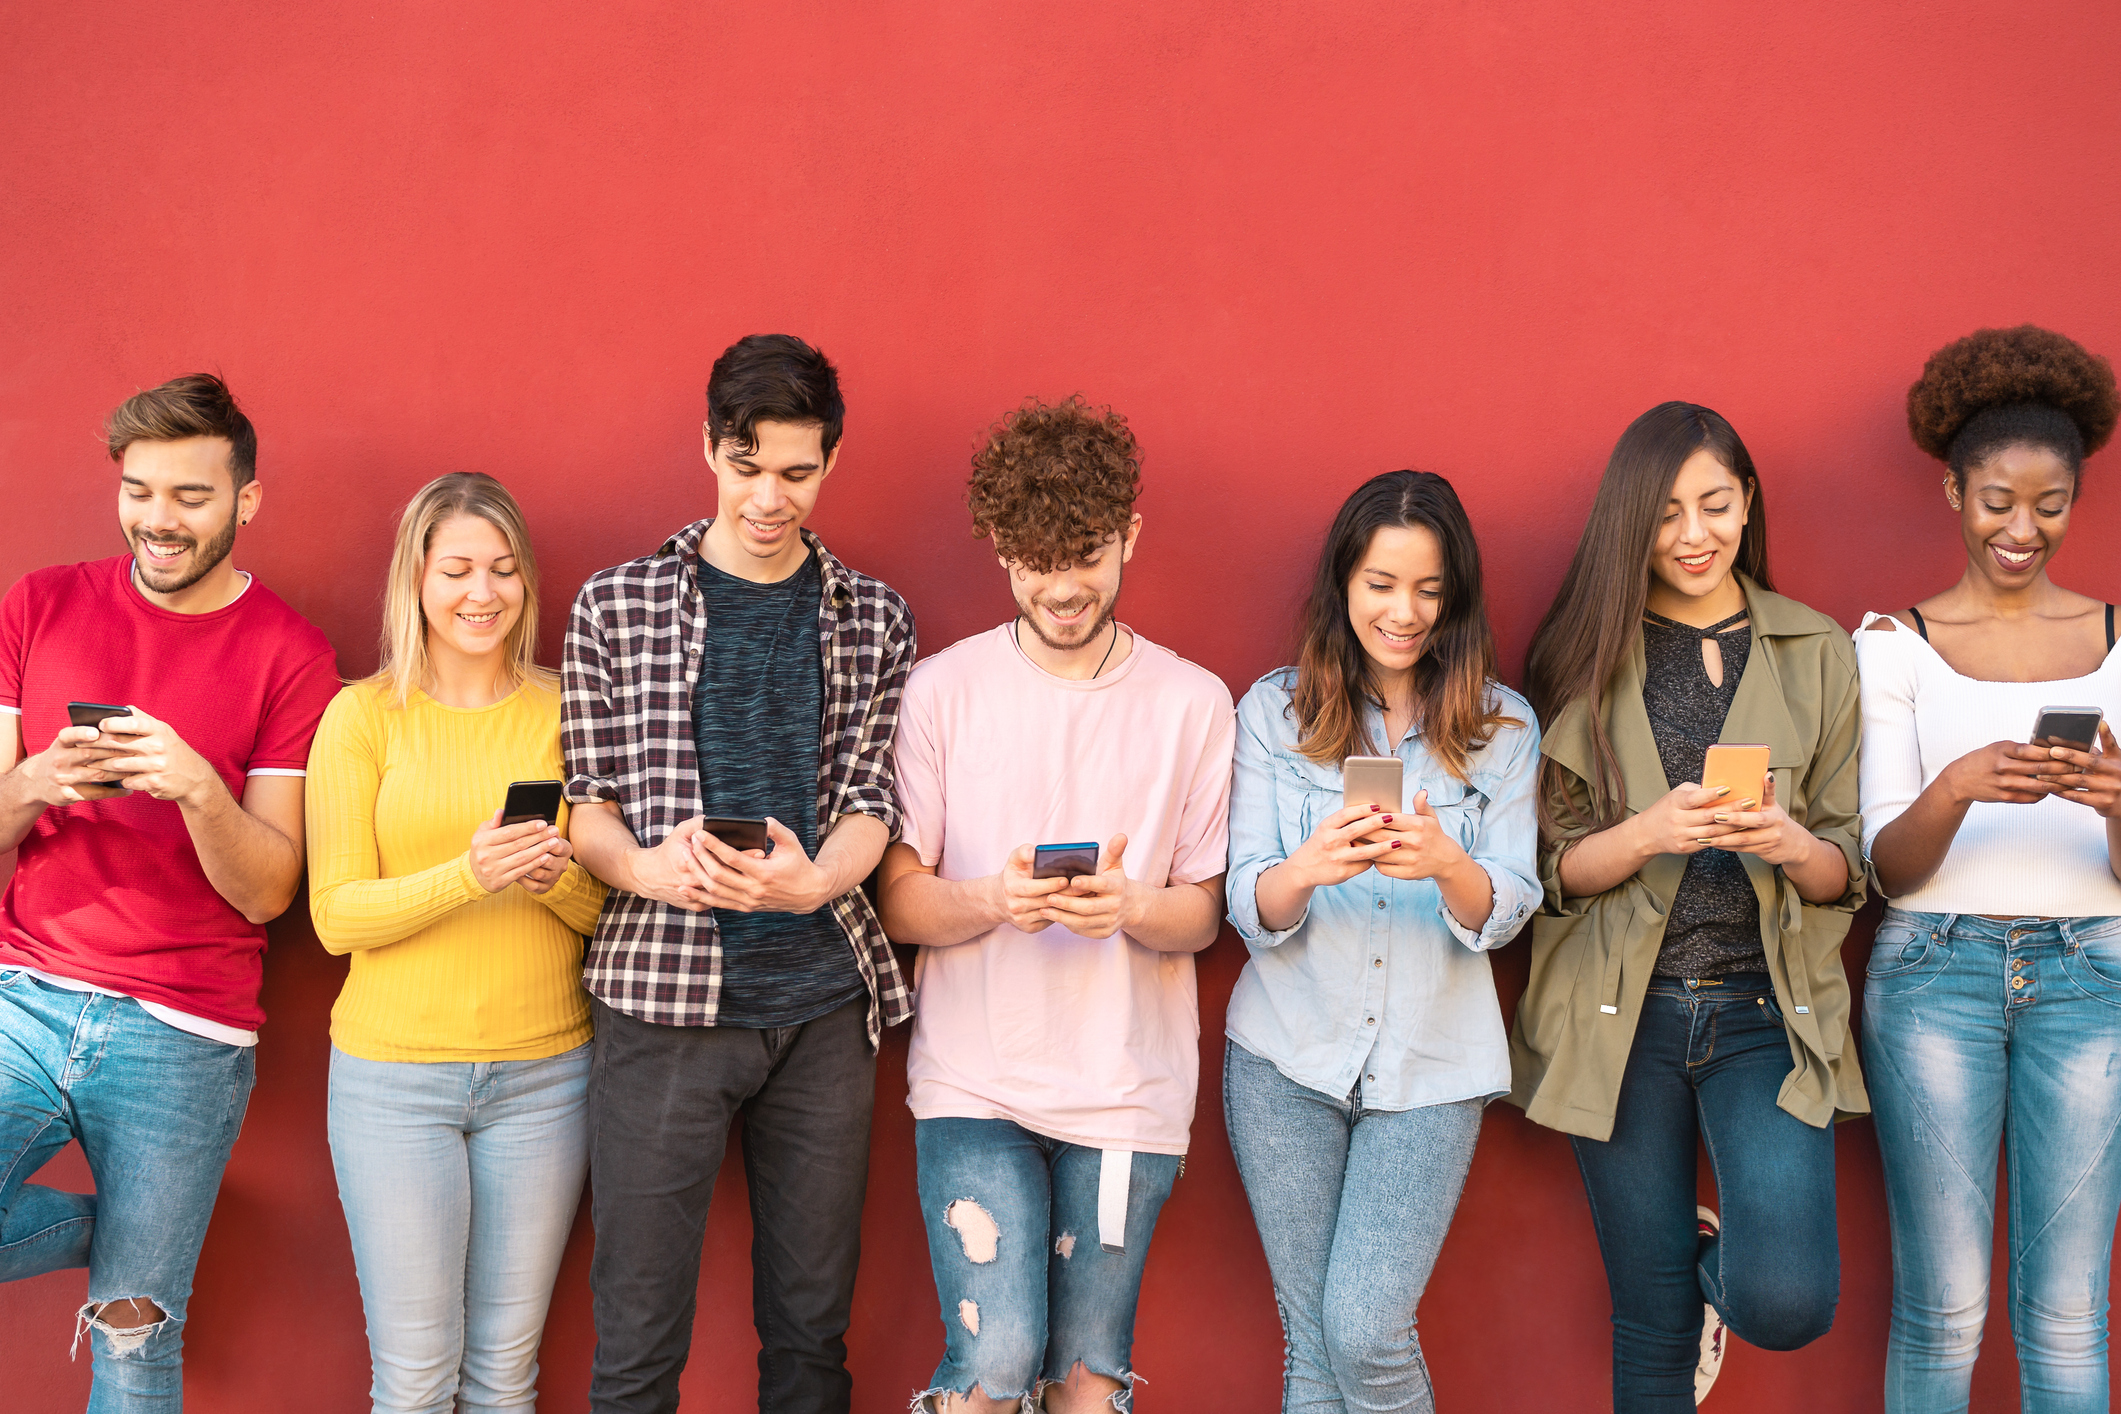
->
<box><xmin>1865</xmin><ymin>909</ymin><xmax>2121</xmax><ymax>1413</ymax></box>
<box><xmin>914</xmin><ymin>1116</ymin><xmax>1181</xmax><ymax>1411</ymax></box>
<box><xmin>1222</xmin><ymin>1040</ymin><xmax>1483</xmax><ymax>1414</ymax></box>
<box><xmin>0</xmin><ymin>968</ymin><xmax>254</xmax><ymax>1414</ymax></box>
<box><xmin>328</xmin><ymin>1043</ymin><xmax>591</xmax><ymax>1414</ymax></box>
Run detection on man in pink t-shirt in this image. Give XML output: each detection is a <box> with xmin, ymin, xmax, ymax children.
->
<box><xmin>879</xmin><ymin>397</ymin><xmax>1235</xmax><ymax>1414</ymax></box>
<box><xmin>0</xmin><ymin>375</ymin><xmax>339</xmax><ymax>1409</ymax></box>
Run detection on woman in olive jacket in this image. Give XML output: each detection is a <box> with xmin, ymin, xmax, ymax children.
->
<box><xmin>1507</xmin><ymin>402</ymin><xmax>1866</xmax><ymax>1412</ymax></box>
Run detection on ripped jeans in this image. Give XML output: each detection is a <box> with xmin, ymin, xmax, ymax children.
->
<box><xmin>0</xmin><ymin>969</ymin><xmax>253</xmax><ymax>1412</ymax></box>
<box><xmin>914</xmin><ymin>1117</ymin><xmax>1181</xmax><ymax>1411</ymax></box>
<box><xmin>1864</xmin><ymin>910</ymin><xmax>2121</xmax><ymax>1413</ymax></box>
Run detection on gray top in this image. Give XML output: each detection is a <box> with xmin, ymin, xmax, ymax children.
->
<box><xmin>1641</xmin><ymin>608</ymin><xmax>1767</xmax><ymax>978</ymax></box>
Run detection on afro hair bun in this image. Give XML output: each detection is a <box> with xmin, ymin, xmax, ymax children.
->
<box><xmin>1907</xmin><ymin>324</ymin><xmax>2118</xmax><ymax>462</ymax></box>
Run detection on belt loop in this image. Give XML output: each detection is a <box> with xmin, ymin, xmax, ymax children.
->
<box><xmin>1936</xmin><ymin>912</ymin><xmax>1957</xmax><ymax>944</ymax></box>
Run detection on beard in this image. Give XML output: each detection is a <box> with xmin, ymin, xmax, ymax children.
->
<box><xmin>1014</xmin><ymin>564</ymin><xmax>1122</xmax><ymax>653</ymax></box>
<box><xmin>132</xmin><ymin>507</ymin><xmax>239</xmax><ymax>594</ymax></box>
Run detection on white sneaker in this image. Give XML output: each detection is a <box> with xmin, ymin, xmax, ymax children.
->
<box><xmin>1695</xmin><ymin>1206</ymin><xmax>1728</xmax><ymax>1404</ymax></box>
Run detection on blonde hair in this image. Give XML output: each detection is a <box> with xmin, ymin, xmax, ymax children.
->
<box><xmin>362</xmin><ymin>473</ymin><xmax>552</xmax><ymax>707</ymax></box>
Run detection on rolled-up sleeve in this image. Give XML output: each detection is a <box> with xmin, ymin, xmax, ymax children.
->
<box><xmin>1436</xmin><ymin>713</ymin><xmax>1544</xmax><ymax>952</ymax></box>
<box><xmin>832</xmin><ymin>597</ymin><xmax>916</xmax><ymax>839</ymax></box>
<box><xmin>1226</xmin><ymin>680</ymin><xmax>1308</xmax><ymax>946</ymax></box>
<box><xmin>560</xmin><ymin>586</ymin><xmax>621</xmax><ymax>806</ymax></box>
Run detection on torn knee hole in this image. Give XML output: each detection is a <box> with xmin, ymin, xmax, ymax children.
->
<box><xmin>1054</xmin><ymin>1231</ymin><xmax>1075</xmax><ymax>1259</ymax></box>
<box><xmin>944</xmin><ymin>1198</ymin><xmax>1000</xmax><ymax>1264</ymax></box>
<box><xmin>71</xmin><ymin>1298</ymin><xmax>169</xmax><ymax>1360</ymax></box>
<box><xmin>97</xmin><ymin>1298</ymin><xmax>165</xmax><ymax>1327</ymax></box>
<box><xmin>957</xmin><ymin>1298</ymin><xmax>980</xmax><ymax>1335</ymax></box>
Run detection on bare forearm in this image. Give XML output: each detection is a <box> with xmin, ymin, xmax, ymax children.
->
<box><xmin>1869</xmin><ymin>781</ymin><xmax>1971</xmax><ymax>898</ymax></box>
<box><xmin>1253</xmin><ymin>861</ymin><xmax>1317</xmax><ymax>934</ymax></box>
<box><xmin>1556</xmin><ymin>820</ymin><xmax>1652</xmax><ymax>899</ymax></box>
<box><xmin>812</xmin><ymin>814</ymin><xmax>888</xmax><ymax>908</ymax></box>
<box><xmin>569</xmin><ymin>803</ymin><xmax>645</xmax><ymax>892</ymax></box>
<box><xmin>184</xmin><ymin>786</ymin><xmax>302</xmax><ymax>924</ymax></box>
<box><xmin>1127</xmin><ymin>877</ymin><xmax>1225</xmax><ymax>953</ymax></box>
<box><xmin>1787</xmin><ymin>835</ymin><xmax>1856</xmax><ymax>904</ymax></box>
<box><xmin>1435</xmin><ymin>857</ymin><xmax>1496</xmax><ymax>932</ymax></box>
<box><xmin>0</xmin><ymin>769</ymin><xmax>47</xmax><ymax>854</ymax></box>
<box><xmin>878</xmin><ymin>869</ymin><xmax>1007</xmax><ymax>948</ymax></box>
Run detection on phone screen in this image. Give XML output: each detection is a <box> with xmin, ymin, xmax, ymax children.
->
<box><xmin>501</xmin><ymin>779</ymin><xmax>564</xmax><ymax>828</ymax></box>
<box><xmin>700</xmin><ymin>817</ymin><xmax>772</xmax><ymax>853</ymax></box>
<box><xmin>67</xmin><ymin>701</ymin><xmax>129</xmax><ymax>730</ymax></box>
<box><xmin>2032</xmin><ymin>706</ymin><xmax>2103</xmax><ymax>753</ymax></box>
<box><xmin>1032</xmin><ymin>841</ymin><xmax>1099</xmax><ymax>881</ymax></box>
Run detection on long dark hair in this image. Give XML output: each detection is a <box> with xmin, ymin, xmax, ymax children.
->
<box><xmin>1522</xmin><ymin>402</ymin><xmax>1771</xmax><ymax>834</ymax></box>
<box><xmin>1291</xmin><ymin>470</ymin><xmax>1515</xmax><ymax>783</ymax></box>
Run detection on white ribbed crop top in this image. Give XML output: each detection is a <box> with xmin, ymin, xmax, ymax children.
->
<box><xmin>1855</xmin><ymin>609</ymin><xmax>2121</xmax><ymax>917</ymax></box>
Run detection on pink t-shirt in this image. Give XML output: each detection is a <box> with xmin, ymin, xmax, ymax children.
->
<box><xmin>0</xmin><ymin>557</ymin><xmax>340</xmax><ymax>1029</ymax></box>
<box><xmin>894</xmin><ymin>623</ymin><xmax>1236</xmax><ymax>1154</ymax></box>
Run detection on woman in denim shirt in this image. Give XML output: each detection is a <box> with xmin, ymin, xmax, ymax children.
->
<box><xmin>1224</xmin><ymin>470</ymin><xmax>1540</xmax><ymax>1414</ymax></box>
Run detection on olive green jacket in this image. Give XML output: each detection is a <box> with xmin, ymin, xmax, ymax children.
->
<box><xmin>1506</xmin><ymin>577</ymin><xmax>1869</xmax><ymax>1140</ymax></box>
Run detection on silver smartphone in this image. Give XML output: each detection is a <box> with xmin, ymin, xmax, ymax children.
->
<box><xmin>1342</xmin><ymin>756</ymin><xmax>1404</xmax><ymax>813</ymax></box>
<box><xmin>2032</xmin><ymin>705</ymin><xmax>2104</xmax><ymax>753</ymax></box>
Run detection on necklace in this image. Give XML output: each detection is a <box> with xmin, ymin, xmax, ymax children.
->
<box><xmin>1016</xmin><ymin>616</ymin><xmax>1120</xmax><ymax>678</ymax></box>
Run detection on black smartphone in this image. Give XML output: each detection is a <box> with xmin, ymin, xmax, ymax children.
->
<box><xmin>2032</xmin><ymin>705</ymin><xmax>2104</xmax><ymax>754</ymax></box>
<box><xmin>700</xmin><ymin>817</ymin><xmax>772</xmax><ymax>853</ymax></box>
<box><xmin>500</xmin><ymin>779</ymin><xmax>564</xmax><ymax>828</ymax></box>
<box><xmin>67</xmin><ymin>701</ymin><xmax>130</xmax><ymax>731</ymax></box>
<box><xmin>1032</xmin><ymin>840</ymin><xmax>1099</xmax><ymax>881</ymax></box>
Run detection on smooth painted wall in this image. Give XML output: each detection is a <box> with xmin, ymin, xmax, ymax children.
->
<box><xmin>4</xmin><ymin>2</ymin><xmax>2119</xmax><ymax>1409</ymax></box>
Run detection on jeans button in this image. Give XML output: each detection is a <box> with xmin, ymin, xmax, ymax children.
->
<box><xmin>2012</xmin><ymin>976</ymin><xmax>2027</xmax><ymax>990</ymax></box>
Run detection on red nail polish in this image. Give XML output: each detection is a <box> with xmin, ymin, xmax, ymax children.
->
<box><xmin>1382</xmin><ymin>815</ymin><xmax>1393</xmax><ymax>824</ymax></box>
<box><xmin>1391</xmin><ymin>841</ymin><xmax>1402</xmax><ymax>848</ymax></box>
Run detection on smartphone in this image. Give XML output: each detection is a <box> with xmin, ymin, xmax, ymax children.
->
<box><xmin>1342</xmin><ymin>756</ymin><xmax>1404</xmax><ymax>813</ymax></box>
<box><xmin>700</xmin><ymin>817</ymin><xmax>772</xmax><ymax>853</ymax></box>
<box><xmin>1032</xmin><ymin>841</ymin><xmax>1099</xmax><ymax>881</ymax></box>
<box><xmin>67</xmin><ymin>701</ymin><xmax>130</xmax><ymax>731</ymax></box>
<box><xmin>2032</xmin><ymin>705</ymin><xmax>2104</xmax><ymax>753</ymax></box>
<box><xmin>1701</xmin><ymin>743</ymin><xmax>1770</xmax><ymax>805</ymax></box>
<box><xmin>500</xmin><ymin>779</ymin><xmax>564</xmax><ymax>828</ymax></box>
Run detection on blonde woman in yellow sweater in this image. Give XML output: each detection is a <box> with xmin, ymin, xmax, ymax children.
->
<box><xmin>306</xmin><ymin>473</ymin><xmax>605</xmax><ymax>1414</ymax></box>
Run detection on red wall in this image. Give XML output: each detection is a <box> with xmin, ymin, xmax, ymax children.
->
<box><xmin>4</xmin><ymin>2</ymin><xmax>2120</xmax><ymax>1409</ymax></box>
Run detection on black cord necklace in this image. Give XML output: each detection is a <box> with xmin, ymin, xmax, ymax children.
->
<box><xmin>1016</xmin><ymin>616</ymin><xmax>1119</xmax><ymax>677</ymax></box>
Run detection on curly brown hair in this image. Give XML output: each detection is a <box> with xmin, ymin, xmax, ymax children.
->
<box><xmin>967</xmin><ymin>396</ymin><xmax>1141</xmax><ymax>572</ymax></box>
<box><xmin>1907</xmin><ymin>325</ymin><xmax>2118</xmax><ymax>481</ymax></box>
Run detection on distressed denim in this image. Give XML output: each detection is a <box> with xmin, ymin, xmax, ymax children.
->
<box><xmin>1223</xmin><ymin>1040</ymin><xmax>1480</xmax><ymax>1414</ymax></box>
<box><xmin>0</xmin><ymin>968</ymin><xmax>253</xmax><ymax>1413</ymax></box>
<box><xmin>914</xmin><ymin>1117</ymin><xmax>1181</xmax><ymax>1411</ymax></box>
<box><xmin>1571</xmin><ymin>973</ymin><xmax>1839</xmax><ymax>1413</ymax></box>
<box><xmin>329</xmin><ymin>1043</ymin><xmax>591</xmax><ymax>1413</ymax></box>
<box><xmin>1864</xmin><ymin>909</ymin><xmax>2121</xmax><ymax>1414</ymax></box>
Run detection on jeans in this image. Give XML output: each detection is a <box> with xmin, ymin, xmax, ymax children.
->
<box><xmin>914</xmin><ymin>1117</ymin><xmax>1181</xmax><ymax>1412</ymax></box>
<box><xmin>0</xmin><ymin>969</ymin><xmax>253</xmax><ymax>1413</ymax></box>
<box><xmin>1222</xmin><ymin>1040</ymin><xmax>1481</xmax><ymax>1414</ymax></box>
<box><xmin>328</xmin><ymin>1043</ymin><xmax>591</xmax><ymax>1413</ymax></box>
<box><xmin>1570</xmin><ymin>973</ymin><xmax>1839</xmax><ymax>1413</ymax></box>
<box><xmin>585</xmin><ymin>995</ymin><xmax>873</xmax><ymax>1414</ymax></box>
<box><xmin>1864</xmin><ymin>909</ymin><xmax>2121</xmax><ymax>1414</ymax></box>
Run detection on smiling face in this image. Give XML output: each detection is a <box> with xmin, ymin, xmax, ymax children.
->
<box><xmin>1952</xmin><ymin>444</ymin><xmax>2074</xmax><ymax>588</ymax></box>
<box><xmin>419</xmin><ymin>513</ymin><xmax>523</xmax><ymax>669</ymax></box>
<box><xmin>702</xmin><ymin>418</ymin><xmax>837</xmax><ymax>578</ymax></box>
<box><xmin>1648</xmin><ymin>448</ymin><xmax>1752</xmax><ymax>608</ymax></box>
<box><xmin>1006</xmin><ymin>515</ymin><xmax>1142</xmax><ymax>653</ymax></box>
<box><xmin>118</xmin><ymin>436</ymin><xmax>259</xmax><ymax>601</ymax></box>
<box><xmin>1347</xmin><ymin>523</ymin><xmax>1444</xmax><ymax>684</ymax></box>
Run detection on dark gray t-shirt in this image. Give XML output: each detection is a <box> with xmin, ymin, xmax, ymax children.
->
<box><xmin>692</xmin><ymin>552</ymin><xmax>864</xmax><ymax>1026</ymax></box>
<box><xmin>1642</xmin><ymin>608</ymin><xmax>1768</xmax><ymax>979</ymax></box>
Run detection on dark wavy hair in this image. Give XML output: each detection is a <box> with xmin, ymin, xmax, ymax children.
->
<box><xmin>1523</xmin><ymin>402</ymin><xmax>1770</xmax><ymax>835</ymax></box>
<box><xmin>967</xmin><ymin>395</ymin><xmax>1141</xmax><ymax>572</ymax></box>
<box><xmin>1289</xmin><ymin>470</ymin><xmax>1514</xmax><ymax>783</ymax></box>
<box><xmin>1907</xmin><ymin>324</ymin><xmax>2117</xmax><ymax>489</ymax></box>
<box><xmin>706</xmin><ymin>333</ymin><xmax>845</xmax><ymax>455</ymax></box>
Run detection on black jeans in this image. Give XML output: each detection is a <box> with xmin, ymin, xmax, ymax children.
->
<box><xmin>1570</xmin><ymin>974</ymin><xmax>1839</xmax><ymax>1413</ymax></box>
<box><xmin>586</xmin><ymin>995</ymin><xmax>875</xmax><ymax>1414</ymax></box>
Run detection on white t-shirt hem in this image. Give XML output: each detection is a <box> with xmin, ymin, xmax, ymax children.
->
<box><xmin>18</xmin><ymin>968</ymin><xmax>258</xmax><ymax>1047</ymax></box>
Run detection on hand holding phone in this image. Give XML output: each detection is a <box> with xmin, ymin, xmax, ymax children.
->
<box><xmin>468</xmin><ymin>805</ymin><xmax>566</xmax><ymax>894</ymax></box>
<box><xmin>2031</xmin><ymin>714</ymin><xmax>2121</xmax><ymax>818</ymax></box>
<box><xmin>994</xmin><ymin>843</ymin><xmax>1072</xmax><ymax>933</ymax></box>
<box><xmin>501</xmin><ymin>779</ymin><xmax>564</xmax><ymax>829</ymax></box>
<box><xmin>1033</xmin><ymin>835</ymin><xmax>1136</xmax><ymax>940</ymax></box>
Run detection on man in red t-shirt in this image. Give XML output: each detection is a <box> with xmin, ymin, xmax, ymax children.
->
<box><xmin>0</xmin><ymin>374</ymin><xmax>340</xmax><ymax>1409</ymax></box>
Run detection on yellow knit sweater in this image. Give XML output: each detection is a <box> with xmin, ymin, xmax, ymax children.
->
<box><xmin>305</xmin><ymin>677</ymin><xmax>604</xmax><ymax>1062</ymax></box>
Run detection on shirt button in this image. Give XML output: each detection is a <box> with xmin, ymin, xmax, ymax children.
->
<box><xmin>1375</xmin><ymin>899</ymin><xmax>1387</xmax><ymax>911</ymax></box>
<box><xmin>1366</xmin><ymin>1017</ymin><xmax>1377</xmax><ymax>1026</ymax></box>
<box><xmin>1373</xmin><ymin>958</ymin><xmax>1384</xmax><ymax>968</ymax></box>
<box><xmin>1367</xmin><ymin>1074</ymin><xmax>1376</xmax><ymax>1082</ymax></box>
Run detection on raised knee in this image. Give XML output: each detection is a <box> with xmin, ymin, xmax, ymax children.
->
<box><xmin>1728</xmin><ymin>1288</ymin><xmax>1835</xmax><ymax>1351</ymax></box>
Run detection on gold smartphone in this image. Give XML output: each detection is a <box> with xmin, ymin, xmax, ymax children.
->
<box><xmin>1342</xmin><ymin>756</ymin><xmax>1405</xmax><ymax>813</ymax></box>
<box><xmin>1701</xmin><ymin>743</ymin><xmax>1769</xmax><ymax>806</ymax></box>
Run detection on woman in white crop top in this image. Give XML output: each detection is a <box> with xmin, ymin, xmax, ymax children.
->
<box><xmin>1856</xmin><ymin>324</ymin><xmax>2121</xmax><ymax>1414</ymax></box>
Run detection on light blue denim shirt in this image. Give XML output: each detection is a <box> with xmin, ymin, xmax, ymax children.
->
<box><xmin>1224</xmin><ymin>668</ymin><xmax>1542</xmax><ymax>1111</ymax></box>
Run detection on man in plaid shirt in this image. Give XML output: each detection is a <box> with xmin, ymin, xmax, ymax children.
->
<box><xmin>562</xmin><ymin>334</ymin><xmax>915</xmax><ymax>1414</ymax></box>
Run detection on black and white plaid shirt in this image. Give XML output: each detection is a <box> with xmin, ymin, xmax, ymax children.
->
<box><xmin>560</xmin><ymin>519</ymin><xmax>916</xmax><ymax>1045</ymax></box>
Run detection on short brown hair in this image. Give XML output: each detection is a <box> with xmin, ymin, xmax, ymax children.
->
<box><xmin>967</xmin><ymin>395</ymin><xmax>1140</xmax><ymax>572</ymax></box>
<box><xmin>105</xmin><ymin>373</ymin><xmax>258</xmax><ymax>488</ymax></box>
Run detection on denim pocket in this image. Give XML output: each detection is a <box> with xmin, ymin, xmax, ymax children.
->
<box><xmin>1864</xmin><ymin>921</ymin><xmax>1950</xmax><ymax>994</ymax></box>
<box><xmin>2064</xmin><ymin>925</ymin><xmax>2121</xmax><ymax>1006</ymax></box>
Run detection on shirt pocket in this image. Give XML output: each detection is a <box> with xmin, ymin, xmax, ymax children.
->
<box><xmin>1417</xmin><ymin>770</ymin><xmax>1486</xmax><ymax>850</ymax></box>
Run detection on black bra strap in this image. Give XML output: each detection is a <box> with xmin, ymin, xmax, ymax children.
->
<box><xmin>2107</xmin><ymin>603</ymin><xmax>2114</xmax><ymax>651</ymax></box>
<box><xmin>1909</xmin><ymin>606</ymin><xmax>1929</xmax><ymax>641</ymax></box>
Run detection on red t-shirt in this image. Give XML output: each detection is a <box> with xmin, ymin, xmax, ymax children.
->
<box><xmin>0</xmin><ymin>557</ymin><xmax>340</xmax><ymax>1028</ymax></box>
